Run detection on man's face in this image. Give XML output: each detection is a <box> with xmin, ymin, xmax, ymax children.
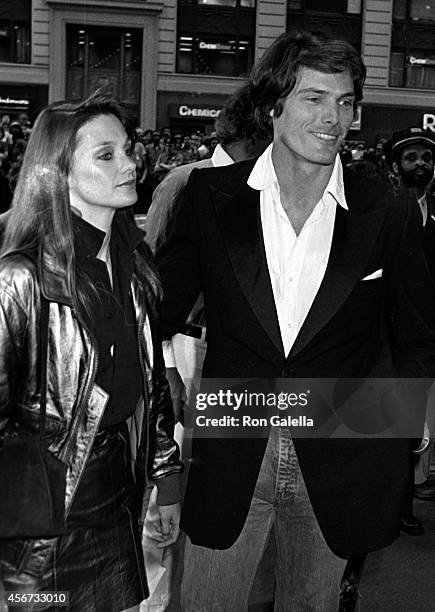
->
<box><xmin>273</xmin><ymin>67</ymin><xmax>356</xmax><ymax>167</ymax></box>
<box><xmin>396</xmin><ymin>143</ymin><xmax>434</xmax><ymax>189</ymax></box>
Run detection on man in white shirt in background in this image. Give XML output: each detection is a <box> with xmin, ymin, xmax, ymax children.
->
<box><xmin>145</xmin><ymin>84</ymin><xmax>271</xmax><ymax>429</ymax></box>
<box><xmin>143</xmin><ymin>85</ymin><xmax>271</xmax><ymax>611</ymax></box>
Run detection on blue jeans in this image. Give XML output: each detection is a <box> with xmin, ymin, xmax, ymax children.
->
<box><xmin>181</xmin><ymin>427</ymin><xmax>347</xmax><ymax>611</ymax></box>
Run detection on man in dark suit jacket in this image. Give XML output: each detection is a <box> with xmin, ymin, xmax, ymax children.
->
<box><xmin>385</xmin><ymin>127</ymin><xmax>435</xmax><ymax>529</ymax></box>
<box><xmin>156</xmin><ymin>31</ymin><xmax>435</xmax><ymax>610</ymax></box>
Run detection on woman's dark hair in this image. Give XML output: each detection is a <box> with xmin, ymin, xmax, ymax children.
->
<box><xmin>250</xmin><ymin>30</ymin><xmax>366</xmax><ymax>133</ymax></box>
<box><xmin>1</xmin><ymin>92</ymin><xmax>161</xmax><ymax>320</ymax></box>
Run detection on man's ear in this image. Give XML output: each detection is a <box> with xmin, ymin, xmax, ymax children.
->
<box><xmin>392</xmin><ymin>161</ymin><xmax>399</xmax><ymax>175</ymax></box>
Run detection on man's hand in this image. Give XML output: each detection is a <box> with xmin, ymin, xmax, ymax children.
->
<box><xmin>166</xmin><ymin>367</ymin><xmax>187</xmax><ymax>422</ymax></box>
<box><xmin>144</xmin><ymin>501</ymin><xmax>181</xmax><ymax>548</ymax></box>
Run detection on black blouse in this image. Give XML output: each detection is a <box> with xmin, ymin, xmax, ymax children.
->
<box><xmin>73</xmin><ymin>214</ymin><xmax>143</xmax><ymax>429</ymax></box>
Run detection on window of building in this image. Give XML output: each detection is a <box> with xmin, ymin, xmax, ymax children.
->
<box><xmin>390</xmin><ymin>50</ymin><xmax>435</xmax><ymax>89</ymax></box>
<box><xmin>0</xmin><ymin>0</ymin><xmax>31</xmax><ymax>64</ymax></box>
<box><xmin>177</xmin><ymin>35</ymin><xmax>253</xmax><ymax>76</ymax></box>
<box><xmin>305</xmin><ymin>0</ymin><xmax>347</xmax><ymax>12</ymax></box>
<box><xmin>392</xmin><ymin>0</ymin><xmax>407</xmax><ymax>19</ymax></box>
<box><xmin>287</xmin><ymin>0</ymin><xmax>362</xmax><ymax>15</ymax></box>
<box><xmin>196</xmin><ymin>0</ymin><xmax>256</xmax><ymax>6</ymax></box>
<box><xmin>287</xmin><ymin>0</ymin><xmax>363</xmax><ymax>49</ymax></box>
<box><xmin>393</xmin><ymin>0</ymin><xmax>435</xmax><ymax>21</ymax></box>
<box><xmin>181</xmin><ymin>0</ymin><xmax>256</xmax><ymax>6</ymax></box>
<box><xmin>66</xmin><ymin>26</ymin><xmax>142</xmax><ymax>120</ymax></box>
<box><xmin>177</xmin><ymin>0</ymin><xmax>256</xmax><ymax>76</ymax></box>
<box><xmin>410</xmin><ymin>0</ymin><xmax>435</xmax><ymax>20</ymax></box>
<box><xmin>390</xmin><ymin>0</ymin><xmax>435</xmax><ymax>88</ymax></box>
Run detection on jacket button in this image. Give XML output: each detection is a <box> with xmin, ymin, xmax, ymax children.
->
<box><xmin>281</xmin><ymin>367</ymin><xmax>294</xmax><ymax>377</ymax></box>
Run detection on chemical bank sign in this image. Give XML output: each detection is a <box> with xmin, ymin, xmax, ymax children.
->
<box><xmin>169</xmin><ymin>104</ymin><xmax>222</xmax><ymax>119</ymax></box>
<box><xmin>178</xmin><ymin>105</ymin><xmax>221</xmax><ymax>118</ymax></box>
<box><xmin>0</xmin><ymin>96</ymin><xmax>30</xmax><ymax>108</ymax></box>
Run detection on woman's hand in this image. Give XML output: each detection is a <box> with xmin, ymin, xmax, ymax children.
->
<box><xmin>144</xmin><ymin>500</ymin><xmax>181</xmax><ymax>548</ymax></box>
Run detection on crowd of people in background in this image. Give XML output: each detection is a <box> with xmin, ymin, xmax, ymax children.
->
<box><xmin>0</xmin><ymin>112</ymin><xmax>32</xmax><ymax>213</ymax></box>
<box><xmin>131</xmin><ymin>126</ymin><xmax>221</xmax><ymax>213</ymax></box>
<box><xmin>0</xmin><ymin>107</ymin><xmax>429</xmax><ymax>216</ymax></box>
<box><xmin>339</xmin><ymin>139</ymin><xmax>390</xmax><ymax>180</ymax></box>
<box><xmin>132</xmin><ymin>128</ymin><xmax>397</xmax><ymax>213</ymax></box>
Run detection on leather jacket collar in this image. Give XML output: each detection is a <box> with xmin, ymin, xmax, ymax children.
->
<box><xmin>40</xmin><ymin>209</ymin><xmax>145</xmax><ymax>307</ymax></box>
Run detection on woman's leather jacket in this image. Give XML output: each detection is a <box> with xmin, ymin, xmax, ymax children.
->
<box><xmin>0</xmin><ymin>211</ymin><xmax>182</xmax><ymax>578</ymax></box>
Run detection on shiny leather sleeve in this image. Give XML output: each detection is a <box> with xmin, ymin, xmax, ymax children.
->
<box><xmin>150</xmin><ymin>342</ymin><xmax>183</xmax><ymax>505</ymax></box>
<box><xmin>0</xmin><ymin>257</ymin><xmax>37</xmax><ymax>431</ymax></box>
<box><xmin>150</xmin><ymin>317</ymin><xmax>183</xmax><ymax>477</ymax></box>
<box><xmin>138</xmin><ymin>247</ymin><xmax>183</xmax><ymax>505</ymax></box>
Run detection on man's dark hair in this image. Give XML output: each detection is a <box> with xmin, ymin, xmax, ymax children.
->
<box><xmin>214</xmin><ymin>83</ymin><xmax>272</xmax><ymax>146</ymax></box>
<box><xmin>249</xmin><ymin>29</ymin><xmax>366</xmax><ymax>133</ymax></box>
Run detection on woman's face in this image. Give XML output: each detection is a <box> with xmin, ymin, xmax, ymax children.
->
<box><xmin>68</xmin><ymin>113</ymin><xmax>137</xmax><ymax>223</ymax></box>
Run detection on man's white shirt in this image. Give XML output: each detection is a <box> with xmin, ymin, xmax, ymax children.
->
<box><xmin>418</xmin><ymin>193</ymin><xmax>427</xmax><ymax>227</ymax></box>
<box><xmin>211</xmin><ymin>143</ymin><xmax>234</xmax><ymax>167</ymax></box>
<box><xmin>248</xmin><ymin>144</ymin><xmax>348</xmax><ymax>357</ymax></box>
<box><xmin>164</xmin><ymin>143</ymin><xmax>348</xmax><ymax>364</ymax></box>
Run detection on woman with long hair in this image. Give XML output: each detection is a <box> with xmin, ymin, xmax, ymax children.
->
<box><xmin>0</xmin><ymin>94</ymin><xmax>182</xmax><ymax>611</ymax></box>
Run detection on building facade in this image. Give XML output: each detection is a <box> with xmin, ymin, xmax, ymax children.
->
<box><xmin>0</xmin><ymin>0</ymin><xmax>434</xmax><ymax>143</ymax></box>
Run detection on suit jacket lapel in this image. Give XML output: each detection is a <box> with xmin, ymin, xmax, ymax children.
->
<box><xmin>210</xmin><ymin>162</ymin><xmax>389</xmax><ymax>363</ymax></box>
<box><xmin>289</xmin><ymin>200</ymin><xmax>388</xmax><ymax>359</ymax></box>
<box><xmin>211</xmin><ymin>181</ymin><xmax>284</xmax><ymax>357</ymax></box>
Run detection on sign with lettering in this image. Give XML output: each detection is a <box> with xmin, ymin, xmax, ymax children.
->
<box><xmin>0</xmin><ymin>96</ymin><xmax>30</xmax><ymax>107</ymax></box>
<box><xmin>408</xmin><ymin>55</ymin><xmax>435</xmax><ymax>67</ymax></box>
<box><xmin>423</xmin><ymin>114</ymin><xmax>435</xmax><ymax>132</ymax></box>
<box><xmin>199</xmin><ymin>41</ymin><xmax>233</xmax><ymax>51</ymax></box>
<box><xmin>349</xmin><ymin>106</ymin><xmax>362</xmax><ymax>131</ymax></box>
<box><xmin>169</xmin><ymin>104</ymin><xmax>222</xmax><ymax>119</ymax></box>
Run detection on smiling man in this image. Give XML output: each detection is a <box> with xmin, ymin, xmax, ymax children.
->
<box><xmin>156</xmin><ymin>31</ymin><xmax>435</xmax><ymax>610</ymax></box>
